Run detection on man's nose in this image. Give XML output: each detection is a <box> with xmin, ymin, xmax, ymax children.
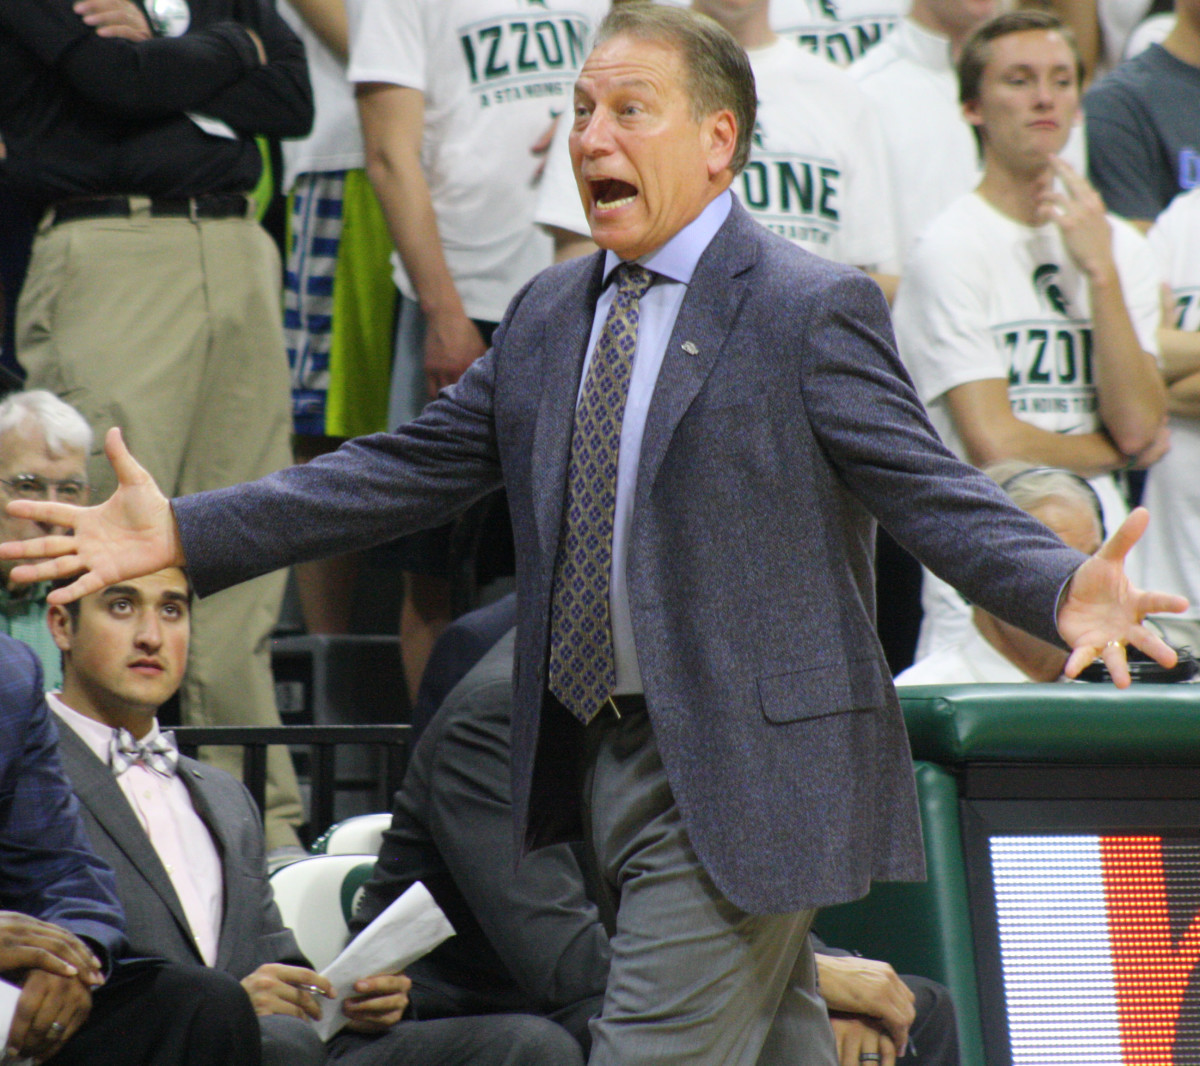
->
<box><xmin>135</xmin><ymin>613</ymin><xmax>163</xmax><ymax>650</ymax></box>
<box><xmin>577</xmin><ymin>110</ymin><xmax>614</xmax><ymax>155</ymax></box>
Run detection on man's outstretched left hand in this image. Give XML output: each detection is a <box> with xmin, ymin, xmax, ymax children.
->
<box><xmin>1058</xmin><ymin>507</ymin><xmax>1188</xmax><ymax>687</ymax></box>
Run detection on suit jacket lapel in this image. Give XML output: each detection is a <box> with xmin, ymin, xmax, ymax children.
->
<box><xmin>56</xmin><ymin>725</ymin><xmax>198</xmax><ymax>956</ymax></box>
<box><xmin>530</xmin><ymin>251</ymin><xmax>607</xmax><ymax>561</ymax></box>
<box><xmin>637</xmin><ymin>202</ymin><xmax>759</xmax><ymax>498</ymax></box>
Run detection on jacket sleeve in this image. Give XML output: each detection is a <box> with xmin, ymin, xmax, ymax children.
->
<box><xmin>0</xmin><ymin>642</ymin><xmax>126</xmax><ymax>967</ymax></box>
<box><xmin>1</xmin><ymin>0</ymin><xmax>262</xmax><ymax>118</ymax></box>
<box><xmin>182</xmin><ymin>0</ymin><xmax>314</xmax><ymax>139</ymax></box>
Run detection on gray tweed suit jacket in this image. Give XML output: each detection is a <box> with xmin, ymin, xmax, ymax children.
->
<box><xmin>55</xmin><ymin>721</ymin><xmax>304</xmax><ymax>978</ymax></box>
<box><xmin>174</xmin><ymin>199</ymin><xmax>1085</xmax><ymax>915</ymax></box>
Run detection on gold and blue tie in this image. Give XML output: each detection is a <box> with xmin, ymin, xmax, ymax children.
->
<box><xmin>548</xmin><ymin>262</ymin><xmax>655</xmax><ymax>724</ymax></box>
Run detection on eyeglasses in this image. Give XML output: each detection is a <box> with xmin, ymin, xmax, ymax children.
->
<box><xmin>0</xmin><ymin>474</ymin><xmax>89</xmax><ymax>502</ymax></box>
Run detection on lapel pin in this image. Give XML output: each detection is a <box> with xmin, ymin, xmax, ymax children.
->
<box><xmin>681</xmin><ymin>341</ymin><xmax>699</xmax><ymax>356</ymax></box>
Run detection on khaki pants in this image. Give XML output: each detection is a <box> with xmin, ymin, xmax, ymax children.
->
<box><xmin>19</xmin><ymin>201</ymin><xmax>303</xmax><ymax>849</ymax></box>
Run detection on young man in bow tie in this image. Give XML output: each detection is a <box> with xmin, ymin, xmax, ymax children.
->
<box><xmin>44</xmin><ymin>566</ymin><xmax>584</xmax><ymax>1066</ymax></box>
<box><xmin>44</xmin><ymin>567</ymin><xmax>395</xmax><ymax>1066</ymax></box>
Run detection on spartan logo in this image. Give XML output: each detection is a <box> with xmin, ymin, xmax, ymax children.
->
<box><xmin>819</xmin><ymin>0</ymin><xmax>839</xmax><ymax>19</ymax></box>
<box><xmin>526</xmin><ymin>0</ymin><xmax>549</xmax><ymax>8</ymax></box>
<box><xmin>1033</xmin><ymin>263</ymin><xmax>1068</xmax><ymax>315</ymax></box>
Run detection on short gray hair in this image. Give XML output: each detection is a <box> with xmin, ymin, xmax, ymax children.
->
<box><xmin>0</xmin><ymin>391</ymin><xmax>94</xmax><ymax>459</ymax></box>
<box><xmin>594</xmin><ymin>3</ymin><xmax>757</xmax><ymax>175</ymax></box>
<box><xmin>985</xmin><ymin>460</ymin><xmax>1104</xmax><ymax>535</ymax></box>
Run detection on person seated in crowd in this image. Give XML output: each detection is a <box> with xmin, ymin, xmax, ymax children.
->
<box><xmin>896</xmin><ymin>461</ymin><xmax>1105</xmax><ymax>685</ymax></box>
<box><xmin>891</xmin><ymin>9</ymin><xmax>1166</xmax><ymax>662</ymax></box>
<box><xmin>0</xmin><ymin>631</ymin><xmax>260</xmax><ymax>1066</ymax></box>
<box><xmin>356</xmin><ymin>598</ymin><xmax>960</xmax><ymax>1064</ymax></box>
<box><xmin>535</xmin><ymin>0</ymin><xmax>901</xmax><ymax>293</ymax></box>
<box><xmin>0</xmin><ymin>389</ymin><xmax>90</xmax><ymax>690</ymax></box>
<box><xmin>1085</xmin><ymin>0</ymin><xmax>1200</xmax><ymax>231</ymax></box>
<box><xmin>47</xmin><ymin>566</ymin><xmax>584</xmax><ymax>1066</ymax></box>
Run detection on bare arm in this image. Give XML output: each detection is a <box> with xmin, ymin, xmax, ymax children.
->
<box><xmin>357</xmin><ymin>82</ymin><xmax>485</xmax><ymax>398</ymax></box>
<box><xmin>1157</xmin><ymin>298</ymin><xmax>1200</xmax><ymax>412</ymax></box>
<box><xmin>945</xmin><ymin>378</ymin><xmax>1141</xmax><ymax>476</ymax></box>
<box><xmin>1039</xmin><ymin>158</ymin><xmax>1165</xmax><ymax>455</ymax></box>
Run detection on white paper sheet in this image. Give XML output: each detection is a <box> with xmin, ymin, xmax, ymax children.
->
<box><xmin>314</xmin><ymin>881</ymin><xmax>455</xmax><ymax>1041</ymax></box>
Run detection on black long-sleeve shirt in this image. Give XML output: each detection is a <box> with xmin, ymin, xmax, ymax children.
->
<box><xmin>0</xmin><ymin>0</ymin><xmax>312</xmax><ymax>210</ymax></box>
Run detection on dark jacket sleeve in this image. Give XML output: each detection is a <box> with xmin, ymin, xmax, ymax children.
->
<box><xmin>181</xmin><ymin>0</ymin><xmax>313</xmax><ymax>138</ymax></box>
<box><xmin>0</xmin><ymin>0</ymin><xmax>261</xmax><ymax>118</ymax></box>
<box><xmin>0</xmin><ymin>641</ymin><xmax>126</xmax><ymax>966</ymax></box>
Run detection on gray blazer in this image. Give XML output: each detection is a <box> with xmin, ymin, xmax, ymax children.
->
<box><xmin>56</xmin><ymin>723</ymin><xmax>303</xmax><ymax>979</ymax></box>
<box><xmin>175</xmin><ymin>200</ymin><xmax>1084</xmax><ymax>915</ymax></box>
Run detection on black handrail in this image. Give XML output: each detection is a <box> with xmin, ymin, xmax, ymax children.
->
<box><xmin>173</xmin><ymin>724</ymin><xmax>409</xmax><ymax>838</ymax></box>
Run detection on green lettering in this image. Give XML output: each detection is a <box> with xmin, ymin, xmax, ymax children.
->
<box><xmin>483</xmin><ymin>25</ymin><xmax>509</xmax><ymax>78</ymax></box>
<box><xmin>1027</xmin><ymin>328</ymin><xmax>1050</xmax><ymax>383</ymax></box>
<box><xmin>565</xmin><ymin>19</ymin><xmax>587</xmax><ymax>66</ymax></box>
<box><xmin>461</xmin><ymin>34</ymin><xmax>479</xmax><ymax>85</ymax></box>
<box><xmin>818</xmin><ymin>166</ymin><xmax>839</xmax><ymax>221</ymax></box>
<box><xmin>515</xmin><ymin>22</ymin><xmax>537</xmax><ymax>73</ymax></box>
<box><xmin>1055</xmin><ymin>329</ymin><xmax>1076</xmax><ymax>382</ymax></box>
<box><xmin>535</xmin><ymin>20</ymin><xmax>564</xmax><ymax>67</ymax></box>
<box><xmin>740</xmin><ymin>162</ymin><xmax>770</xmax><ymax>210</ymax></box>
<box><xmin>1004</xmin><ymin>331</ymin><xmax>1020</xmax><ymax>385</ymax></box>
<box><xmin>778</xmin><ymin>161</ymin><xmax>813</xmax><ymax>214</ymax></box>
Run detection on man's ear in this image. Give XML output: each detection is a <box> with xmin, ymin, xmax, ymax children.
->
<box><xmin>47</xmin><ymin>604</ymin><xmax>73</xmax><ymax>653</ymax></box>
<box><xmin>704</xmin><ymin>108</ymin><xmax>738</xmax><ymax>178</ymax></box>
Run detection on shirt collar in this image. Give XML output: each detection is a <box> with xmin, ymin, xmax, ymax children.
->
<box><xmin>48</xmin><ymin>692</ymin><xmax>165</xmax><ymax>767</ymax></box>
<box><xmin>602</xmin><ymin>189</ymin><xmax>733</xmax><ymax>288</ymax></box>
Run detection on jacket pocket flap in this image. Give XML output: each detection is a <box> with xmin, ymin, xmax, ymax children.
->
<box><xmin>757</xmin><ymin>659</ymin><xmax>885</xmax><ymax>724</ymax></box>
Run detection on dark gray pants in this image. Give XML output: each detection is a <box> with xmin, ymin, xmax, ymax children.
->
<box><xmin>584</xmin><ymin>705</ymin><xmax>839</xmax><ymax>1066</ymax></box>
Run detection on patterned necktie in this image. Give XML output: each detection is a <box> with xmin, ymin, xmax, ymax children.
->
<box><xmin>109</xmin><ymin>727</ymin><xmax>179</xmax><ymax>778</ymax></box>
<box><xmin>548</xmin><ymin>262</ymin><xmax>655</xmax><ymax>724</ymax></box>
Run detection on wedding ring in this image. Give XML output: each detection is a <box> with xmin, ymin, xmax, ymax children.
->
<box><xmin>859</xmin><ymin>1055</ymin><xmax>882</xmax><ymax>1063</ymax></box>
<box><xmin>48</xmin><ymin>1022</ymin><xmax>65</xmax><ymax>1038</ymax></box>
<box><xmin>1105</xmin><ymin>640</ymin><xmax>1123</xmax><ymax>650</ymax></box>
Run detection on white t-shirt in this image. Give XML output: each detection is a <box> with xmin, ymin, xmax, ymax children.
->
<box><xmin>536</xmin><ymin>37</ymin><xmax>898</xmax><ymax>271</ymax></box>
<box><xmin>279</xmin><ymin>0</ymin><xmax>364</xmax><ymax>191</ymax></box>
<box><xmin>347</xmin><ymin>0</ymin><xmax>605</xmax><ymax>322</ymax></box>
<box><xmin>1131</xmin><ymin>188</ymin><xmax>1200</xmax><ymax>618</ymax></box>
<box><xmin>770</xmin><ymin>0</ymin><xmax>905</xmax><ymax>66</ymax></box>
<box><xmin>850</xmin><ymin>18</ymin><xmax>978</xmax><ymax>263</ymax></box>
<box><xmin>894</xmin><ymin>624</ymin><xmax>1032</xmax><ymax>685</ymax></box>
<box><xmin>894</xmin><ymin>191</ymin><xmax>1161</xmax><ymax>654</ymax></box>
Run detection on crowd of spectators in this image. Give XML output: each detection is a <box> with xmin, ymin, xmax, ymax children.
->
<box><xmin>0</xmin><ymin>0</ymin><xmax>1198</xmax><ymax>1060</ymax></box>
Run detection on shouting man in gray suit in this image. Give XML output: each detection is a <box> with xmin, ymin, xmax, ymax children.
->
<box><xmin>1</xmin><ymin>4</ymin><xmax>1189</xmax><ymax>1063</ymax></box>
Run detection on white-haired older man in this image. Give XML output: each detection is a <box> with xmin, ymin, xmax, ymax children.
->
<box><xmin>0</xmin><ymin>389</ymin><xmax>90</xmax><ymax>688</ymax></box>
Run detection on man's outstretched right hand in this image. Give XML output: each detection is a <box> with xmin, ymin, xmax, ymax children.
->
<box><xmin>0</xmin><ymin>427</ymin><xmax>184</xmax><ymax>603</ymax></box>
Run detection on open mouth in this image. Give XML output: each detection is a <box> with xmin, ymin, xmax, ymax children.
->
<box><xmin>590</xmin><ymin>177</ymin><xmax>638</xmax><ymax>210</ymax></box>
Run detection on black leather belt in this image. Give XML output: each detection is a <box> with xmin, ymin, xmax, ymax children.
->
<box><xmin>49</xmin><ymin>194</ymin><xmax>251</xmax><ymax>227</ymax></box>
